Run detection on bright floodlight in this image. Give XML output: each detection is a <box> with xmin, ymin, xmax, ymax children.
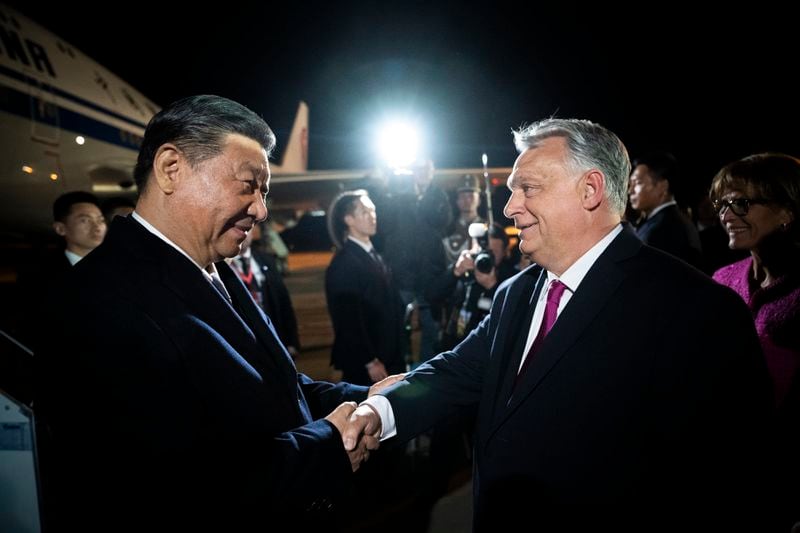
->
<box><xmin>377</xmin><ymin>121</ymin><xmax>419</xmax><ymax>169</ymax></box>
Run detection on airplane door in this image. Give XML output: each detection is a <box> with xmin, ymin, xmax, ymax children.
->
<box><xmin>26</xmin><ymin>75</ymin><xmax>60</xmax><ymax>146</ymax></box>
<box><xmin>25</xmin><ymin>73</ymin><xmax>65</xmax><ymax>184</ymax></box>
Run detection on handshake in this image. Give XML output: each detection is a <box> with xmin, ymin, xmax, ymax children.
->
<box><xmin>324</xmin><ymin>374</ymin><xmax>405</xmax><ymax>471</ymax></box>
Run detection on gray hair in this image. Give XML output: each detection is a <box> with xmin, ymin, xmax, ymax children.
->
<box><xmin>513</xmin><ymin>119</ymin><xmax>630</xmax><ymax>215</ymax></box>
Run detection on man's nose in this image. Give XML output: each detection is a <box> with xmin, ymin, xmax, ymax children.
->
<box><xmin>252</xmin><ymin>194</ymin><xmax>268</xmax><ymax>222</ymax></box>
<box><xmin>503</xmin><ymin>190</ymin><xmax>521</xmax><ymax>219</ymax></box>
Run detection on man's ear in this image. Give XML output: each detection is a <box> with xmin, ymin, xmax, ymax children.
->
<box><xmin>581</xmin><ymin>170</ymin><xmax>605</xmax><ymax>210</ymax></box>
<box><xmin>654</xmin><ymin>177</ymin><xmax>670</xmax><ymax>199</ymax></box>
<box><xmin>152</xmin><ymin>143</ymin><xmax>183</xmax><ymax>194</ymax></box>
<box><xmin>53</xmin><ymin>221</ymin><xmax>66</xmax><ymax>237</ymax></box>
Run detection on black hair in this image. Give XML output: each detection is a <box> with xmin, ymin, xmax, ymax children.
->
<box><xmin>489</xmin><ymin>223</ymin><xmax>509</xmax><ymax>247</ymax></box>
<box><xmin>327</xmin><ymin>189</ymin><xmax>369</xmax><ymax>249</ymax></box>
<box><xmin>632</xmin><ymin>151</ymin><xmax>680</xmax><ymax>196</ymax></box>
<box><xmin>53</xmin><ymin>191</ymin><xmax>101</xmax><ymax>222</ymax></box>
<box><xmin>133</xmin><ymin>95</ymin><xmax>276</xmax><ymax>192</ymax></box>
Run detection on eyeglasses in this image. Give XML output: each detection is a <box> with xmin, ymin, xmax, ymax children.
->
<box><xmin>712</xmin><ymin>197</ymin><xmax>771</xmax><ymax>217</ymax></box>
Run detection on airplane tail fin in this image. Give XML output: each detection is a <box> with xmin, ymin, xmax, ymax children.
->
<box><xmin>273</xmin><ymin>101</ymin><xmax>308</xmax><ymax>173</ymax></box>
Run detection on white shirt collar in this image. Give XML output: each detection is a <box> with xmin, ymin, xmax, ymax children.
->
<box><xmin>646</xmin><ymin>200</ymin><xmax>677</xmax><ymax>220</ymax></box>
<box><xmin>347</xmin><ymin>235</ymin><xmax>374</xmax><ymax>254</ymax></box>
<box><xmin>541</xmin><ymin>223</ymin><xmax>623</xmax><ymax>299</ymax></box>
<box><xmin>131</xmin><ymin>211</ymin><xmax>218</xmax><ymax>282</ymax></box>
<box><xmin>64</xmin><ymin>249</ymin><xmax>83</xmax><ymax>266</ymax></box>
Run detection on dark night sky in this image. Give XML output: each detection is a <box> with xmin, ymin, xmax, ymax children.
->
<box><xmin>7</xmin><ymin>1</ymin><xmax>797</xmax><ymax>203</ymax></box>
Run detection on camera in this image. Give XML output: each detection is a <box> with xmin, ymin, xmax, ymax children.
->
<box><xmin>468</xmin><ymin>223</ymin><xmax>494</xmax><ymax>274</ymax></box>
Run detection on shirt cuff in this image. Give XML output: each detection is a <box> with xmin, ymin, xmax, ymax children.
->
<box><xmin>361</xmin><ymin>395</ymin><xmax>397</xmax><ymax>440</ymax></box>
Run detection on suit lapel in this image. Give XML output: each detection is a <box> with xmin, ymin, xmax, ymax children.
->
<box><xmin>488</xmin><ymin>268</ymin><xmax>545</xmax><ymax>415</ymax></box>
<box><xmin>158</xmin><ymin>256</ymin><xmax>281</xmax><ymax>377</ymax></box>
<box><xmin>115</xmin><ymin>217</ymin><xmax>299</xmax><ymax>402</ymax></box>
<box><xmin>217</xmin><ymin>261</ymin><xmax>299</xmax><ymax>388</ymax></box>
<box><xmin>484</xmin><ymin>265</ymin><xmax>546</xmax><ymax>428</ymax></box>
<box><xmin>635</xmin><ymin>208</ymin><xmax>666</xmax><ymax>239</ymax></box>
<box><xmin>346</xmin><ymin>240</ymin><xmax>386</xmax><ymax>281</ymax></box>
<box><xmin>490</xmin><ymin>227</ymin><xmax>641</xmax><ymax>432</ymax></box>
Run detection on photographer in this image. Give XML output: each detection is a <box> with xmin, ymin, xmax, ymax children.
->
<box><xmin>441</xmin><ymin>223</ymin><xmax>516</xmax><ymax>351</ymax></box>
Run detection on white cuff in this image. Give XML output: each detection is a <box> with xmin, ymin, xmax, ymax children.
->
<box><xmin>361</xmin><ymin>395</ymin><xmax>397</xmax><ymax>440</ymax></box>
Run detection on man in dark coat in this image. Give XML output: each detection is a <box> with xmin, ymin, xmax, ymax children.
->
<box><xmin>345</xmin><ymin>119</ymin><xmax>773</xmax><ymax>531</ymax></box>
<box><xmin>36</xmin><ymin>95</ymin><xmax>398</xmax><ymax>532</ymax></box>
<box><xmin>325</xmin><ymin>189</ymin><xmax>406</xmax><ymax>386</ymax></box>
<box><xmin>628</xmin><ymin>151</ymin><xmax>703</xmax><ymax>267</ymax></box>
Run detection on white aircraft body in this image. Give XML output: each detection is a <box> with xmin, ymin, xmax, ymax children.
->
<box><xmin>0</xmin><ymin>4</ymin><xmax>316</xmax><ymax>239</ymax></box>
<box><xmin>0</xmin><ymin>3</ymin><xmax>156</xmax><ymax>237</ymax></box>
<box><xmin>0</xmin><ymin>4</ymin><xmax>512</xmax><ymax>242</ymax></box>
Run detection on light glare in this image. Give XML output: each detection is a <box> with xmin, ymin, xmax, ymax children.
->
<box><xmin>377</xmin><ymin>121</ymin><xmax>419</xmax><ymax>169</ymax></box>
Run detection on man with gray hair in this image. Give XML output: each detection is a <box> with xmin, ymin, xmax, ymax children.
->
<box><xmin>344</xmin><ymin>119</ymin><xmax>772</xmax><ymax>529</ymax></box>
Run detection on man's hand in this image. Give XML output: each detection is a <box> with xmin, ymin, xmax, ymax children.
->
<box><xmin>453</xmin><ymin>250</ymin><xmax>475</xmax><ymax>277</ymax></box>
<box><xmin>368</xmin><ymin>373</ymin><xmax>406</xmax><ymax>397</ymax></box>
<box><xmin>366</xmin><ymin>358</ymin><xmax>388</xmax><ymax>382</ymax></box>
<box><xmin>474</xmin><ymin>266</ymin><xmax>498</xmax><ymax>290</ymax></box>
<box><xmin>325</xmin><ymin>402</ymin><xmax>378</xmax><ymax>472</ymax></box>
<box><xmin>345</xmin><ymin>430</ymin><xmax>378</xmax><ymax>472</ymax></box>
<box><xmin>342</xmin><ymin>404</ymin><xmax>382</xmax><ymax>455</ymax></box>
<box><xmin>324</xmin><ymin>401</ymin><xmax>357</xmax><ymax>435</ymax></box>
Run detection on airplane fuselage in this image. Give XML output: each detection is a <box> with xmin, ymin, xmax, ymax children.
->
<box><xmin>0</xmin><ymin>3</ymin><xmax>156</xmax><ymax>238</ymax></box>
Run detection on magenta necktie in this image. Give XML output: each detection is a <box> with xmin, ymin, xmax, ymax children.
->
<box><xmin>513</xmin><ymin>280</ymin><xmax>567</xmax><ymax>390</ymax></box>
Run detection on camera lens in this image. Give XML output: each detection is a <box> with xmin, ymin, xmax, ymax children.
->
<box><xmin>475</xmin><ymin>251</ymin><xmax>494</xmax><ymax>274</ymax></box>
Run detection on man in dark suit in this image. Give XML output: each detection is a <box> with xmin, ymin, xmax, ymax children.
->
<box><xmin>232</xmin><ymin>223</ymin><xmax>301</xmax><ymax>357</ymax></box>
<box><xmin>15</xmin><ymin>191</ymin><xmax>107</xmax><ymax>349</ymax></box>
<box><xmin>36</xmin><ymin>95</ymin><xmax>398</xmax><ymax>531</ymax></box>
<box><xmin>325</xmin><ymin>189</ymin><xmax>406</xmax><ymax>386</ymax></box>
<box><xmin>50</xmin><ymin>190</ymin><xmax>108</xmax><ymax>266</ymax></box>
<box><xmin>344</xmin><ymin>119</ymin><xmax>773</xmax><ymax>529</ymax></box>
<box><xmin>628</xmin><ymin>151</ymin><xmax>703</xmax><ymax>267</ymax></box>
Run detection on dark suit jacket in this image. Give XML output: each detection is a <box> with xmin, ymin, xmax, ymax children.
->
<box><xmin>325</xmin><ymin>240</ymin><xmax>405</xmax><ymax>385</ymax></box>
<box><xmin>239</xmin><ymin>250</ymin><xmax>301</xmax><ymax>350</ymax></box>
<box><xmin>36</xmin><ymin>216</ymin><xmax>368</xmax><ymax>531</ymax></box>
<box><xmin>15</xmin><ymin>249</ymin><xmax>73</xmax><ymax>350</ymax></box>
<box><xmin>257</xmin><ymin>251</ymin><xmax>300</xmax><ymax>350</ymax></box>
<box><xmin>636</xmin><ymin>203</ymin><xmax>703</xmax><ymax>268</ymax></box>
<box><xmin>9</xmin><ymin>250</ymin><xmax>73</xmax><ymax>401</ymax></box>
<box><xmin>383</xmin><ymin>225</ymin><xmax>773</xmax><ymax>530</ymax></box>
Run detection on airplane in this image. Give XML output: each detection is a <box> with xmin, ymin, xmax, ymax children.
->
<box><xmin>0</xmin><ymin>2</ymin><xmax>317</xmax><ymax>240</ymax></box>
<box><xmin>0</xmin><ymin>3</ymin><xmax>513</xmax><ymax>244</ymax></box>
<box><xmin>0</xmin><ymin>2</ymin><xmax>154</xmax><ymax>239</ymax></box>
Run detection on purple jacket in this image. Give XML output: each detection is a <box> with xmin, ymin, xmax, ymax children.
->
<box><xmin>714</xmin><ymin>257</ymin><xmax>800</xmax><ymax>407</ymax></box>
